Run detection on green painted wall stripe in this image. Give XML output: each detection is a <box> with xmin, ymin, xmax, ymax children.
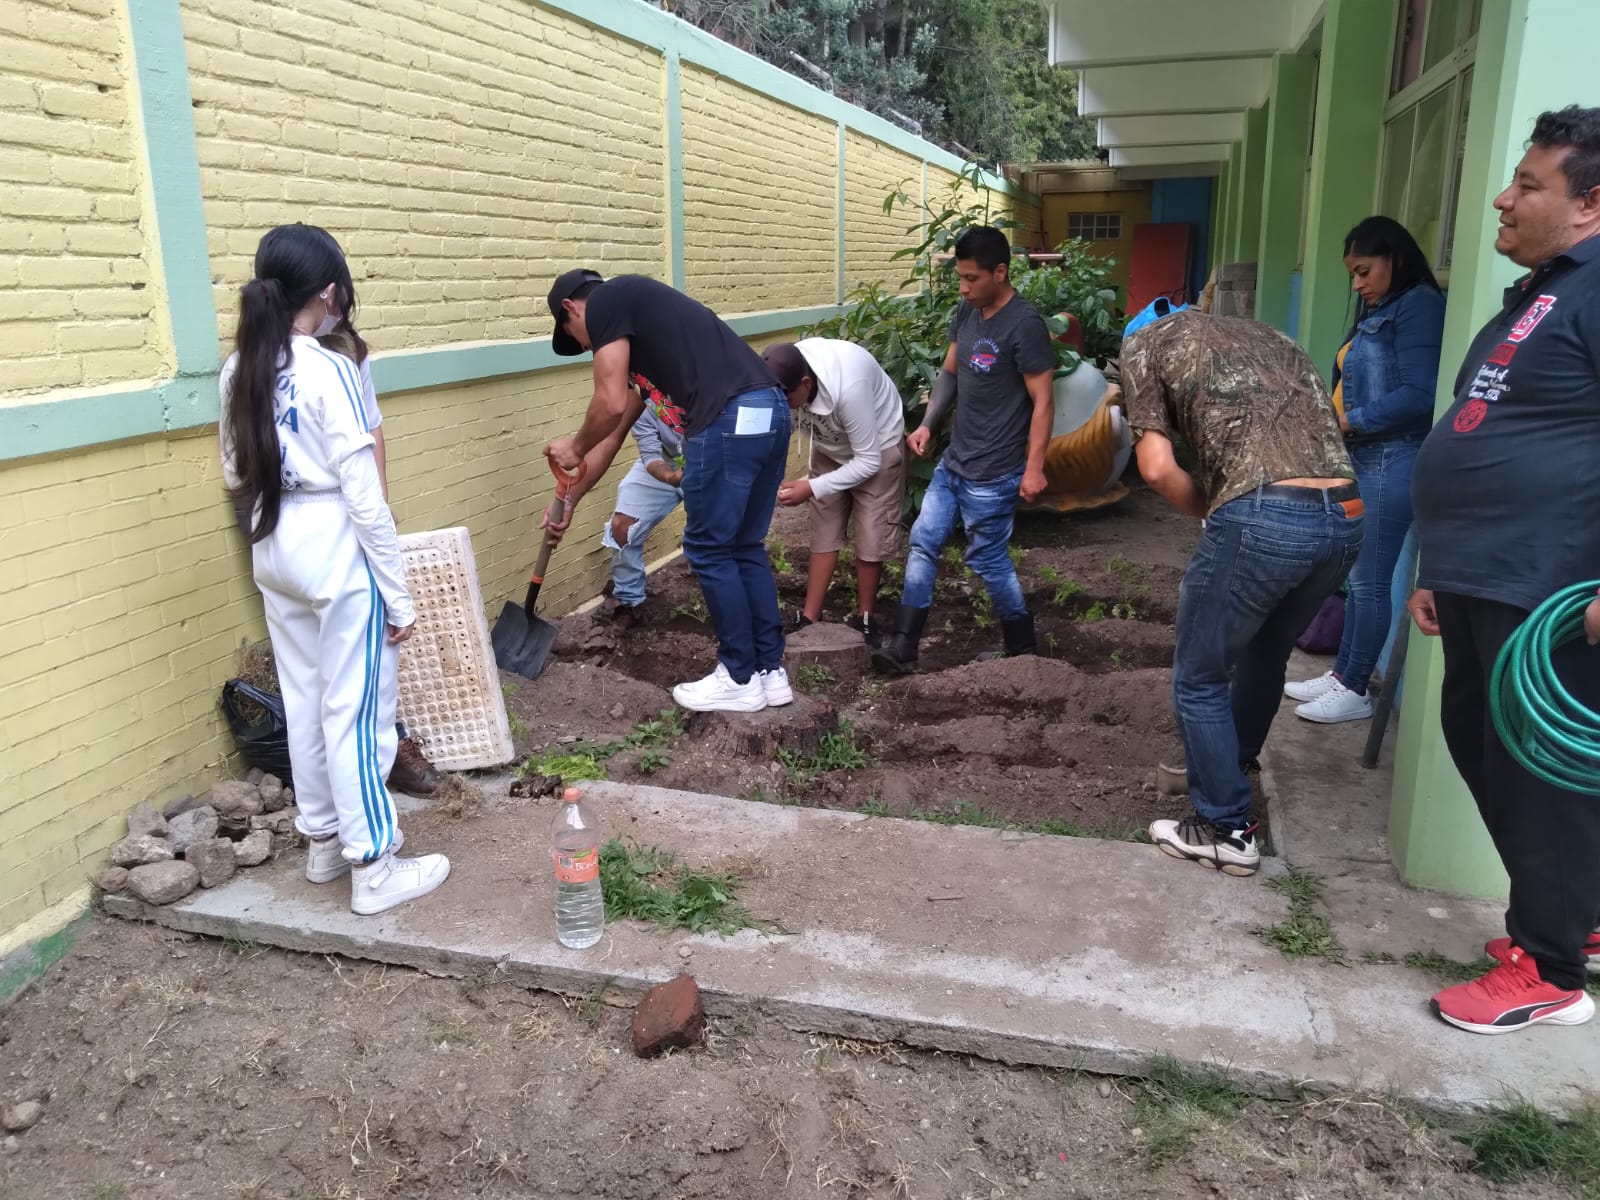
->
<box><xmin>0</xmin><ymin>904</ymin><xmax>89</xmax><ymax>1006</ymax></box>
<box><xmin>1</xmin><ymin>305</ymin><xmax>848</xmax><ymax>461</ymax></box>
<box><xmin>1255</xmin><ymin>55</ymin><xmax>1317</xmax><ymax>330</ymax></box>
<box><xmin>837</xmin><ymin>123</ymin><xmax>847</xmax><ymax>305</ymax></box>
<box><xmin>532</xmin><ymin>0</ymin><xmax>1038</xmax><ymax>204</ymax></box>
<box><xmin>665</xmin><ymin>50</ymin><xmax>685</xmax><ymax>291</ymax></box>
<box><xmin>126</xmin><ymin>0</ymin><xmax>218</xmax><ymax>377</ymax></box>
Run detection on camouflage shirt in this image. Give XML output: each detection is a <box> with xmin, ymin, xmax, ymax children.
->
<box><xmin>1120</xmin><ymin>311</ymin><xmax>1352</xmax><ymax>513</ymax></box>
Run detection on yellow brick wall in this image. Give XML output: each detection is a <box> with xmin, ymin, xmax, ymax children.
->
<box><xmin>680</xmin><ymin>66</ymin><xmax>838</xmax><ymax>313</ymax></box>
<box><xmin>844</xmin><ymin>131</ymin><xmax>918</xmax><ymax>298</ymax></box>
<box><xmin>182</xmin><ymin>0</ymin><xmax>666</xmax><ymax>356</ymax></box>
<box><xmin>0</xmin><ymin>0</ymin><xmax>167</xmax><ymax>396</ymax></box>
<box><xmin>0</xmin><ymin>432</ymin><xmax>255</xmax><ymax>937</ymax></box>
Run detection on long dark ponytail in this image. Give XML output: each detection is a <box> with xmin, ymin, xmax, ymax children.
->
<box><xmin>226</xmin><ymin>224</ymin><xmax>355</xmax><ymax>542</ymax></box>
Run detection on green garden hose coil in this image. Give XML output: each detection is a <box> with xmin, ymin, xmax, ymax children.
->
<box><xmin>1490</xmin><ymin>581</ymin><xmax>1600</xmax><ymax>795</ymax></box>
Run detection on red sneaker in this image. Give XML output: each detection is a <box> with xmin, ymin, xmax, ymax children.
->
<box><xmin>1486</xmin><ymin>929</ymin><xmax>1600</xmax><ymax>970</ymax></box>
<box><xmin>1431</xmin><ymin>946</ymin><xmax>1595</xmax><ymax>1035</ymax></box>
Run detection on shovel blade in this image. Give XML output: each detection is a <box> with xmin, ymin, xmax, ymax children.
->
<box><xmin>491</xmin><ymin>601</ymin><xmax>559</xmax><ymax>680</ymax></box>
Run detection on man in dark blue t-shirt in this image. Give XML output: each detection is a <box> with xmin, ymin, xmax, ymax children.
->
<box><xmin>871</xmin><ymin>226</ymin><xmax>1057</xmax><ymax>673</ymax></box>
<box><xmin>542</xmin><ymin>270</ymin><xmax>792</xmax><ymax>714</ymax></box>
<box><xmin>1409</xmin><ymin>106</ymin><xmax>1600</xmax><ymax>1037</ymax></box>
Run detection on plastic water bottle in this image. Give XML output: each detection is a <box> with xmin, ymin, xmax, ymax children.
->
<box><xmin>552</xmin><ymin>787</ymin><xmax>604</xmax><ymax>949</ymax></box>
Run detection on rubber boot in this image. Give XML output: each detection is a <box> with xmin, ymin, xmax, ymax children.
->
<box><xmin>976</xmin><ymin>613</ymin><xmax>1037</xmax><ymax>661</ymax></box>
<box><xmin>870</xmin><ymin>604</ymin><xmax>928</xmax><ymax>676</ymax></box>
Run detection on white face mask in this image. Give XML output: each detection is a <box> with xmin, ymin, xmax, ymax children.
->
<box><xmin>311</xmin><ymin>287</ymin><xmax>341</xmax><ymax>338</ymax></box>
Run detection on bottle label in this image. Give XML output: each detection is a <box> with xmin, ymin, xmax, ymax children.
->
<box><xmin>553</xmin><ymin>847</ymin><xmax>599</xmax><ymax>884</ymax></box>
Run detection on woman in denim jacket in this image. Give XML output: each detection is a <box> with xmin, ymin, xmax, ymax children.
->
<box><xmin>1287</xmin><ymin>216</ymin><xmax>1445</xmax><ymax>723</ymax></box>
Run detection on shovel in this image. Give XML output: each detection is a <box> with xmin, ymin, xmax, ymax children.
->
<box><xmin>492</xmin><ymin>461</ymin><xmax>585</xmax><ymax>679</ymax></box>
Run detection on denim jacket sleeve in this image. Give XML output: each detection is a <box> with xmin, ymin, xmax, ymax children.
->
<box><xmin>631</xmin><ymin>411</ymin><xmax>665</xmax><ymax>465</ymax></box>
<box><xmin>1344</xmin><ymin>286</ymin><xmax>1446</xmax><ymax>436</ymax></box>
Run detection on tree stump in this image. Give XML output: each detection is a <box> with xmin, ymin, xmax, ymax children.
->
<box><xmin>684</xmin><ymin>694</ymin><xmax>838</xmax><ymax>760</ymax></box>
<box><xmin>785</xmin><ymin>621</ymin><xmax>870</xmax><ymax>679</ymax></box>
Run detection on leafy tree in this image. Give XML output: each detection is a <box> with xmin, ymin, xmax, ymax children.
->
<box><xmin>665</xmin><ymin>0</ymin><xmax>1098</xmax><ymax>164</ymax></box>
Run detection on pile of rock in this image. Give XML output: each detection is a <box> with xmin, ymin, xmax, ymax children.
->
<box><xmin>97</xmin><ymin>770</ymin><xmax>299</xmax><ymax>906</ymax></box>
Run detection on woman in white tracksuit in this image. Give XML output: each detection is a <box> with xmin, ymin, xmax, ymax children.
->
<box><xmin>220</xmin><ymin>223</ymin><xmax>449</xmax><ymax>916</ymax></box>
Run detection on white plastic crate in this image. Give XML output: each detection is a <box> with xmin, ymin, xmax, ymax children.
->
<box><xmin>395</xmin><ymin>527</ymin><xmax>516</xmax><ymax>771</ymax></box>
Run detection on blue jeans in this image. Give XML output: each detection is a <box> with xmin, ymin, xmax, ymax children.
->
<box><xmin>1333</xmin><ymin>438</ymin><xmax>1420</xmax><ymax>694</ymax></box>
<box><xmin>1174</xmin><ymin>488</ymin><xmax>1364</xmax><ymax>829</ymax></box>
<box><xmin>1375</xmin><ymin>525</ymin><xmax>1418</xmax><ymax>707</ymax></box>
<box><xmin>901</xmin><ymin>459</ymin><xmax>1028</xmax><ymax>620</ymax></box>
<box><xmin>681</xmin><ymin>387</ymin><xmax>791</xmax><ymax>684</ymax></box>
<box><xmin>602</xmin><ymin>461</ymin><xmax>683</xmax><ymax>606</ymax></box>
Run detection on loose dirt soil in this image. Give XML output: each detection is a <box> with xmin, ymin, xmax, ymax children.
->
<box><xmin>0</xmin><ymin>916</ymin><xmax>1566</xmax><ymax>1200</ymax></box>
<box><xmin>506</xmin><ymin>483</ymin><xmax>1197</xmax><ymax>840</ymax></box>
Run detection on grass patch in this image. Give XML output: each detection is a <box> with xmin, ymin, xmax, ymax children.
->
<box><xmin>1132</xmin><ymin>1056</ymin><xmax>1250</xmax><ymax>1164</ymax></box>
<box><xmin>1460</xmin><ymin>1099</ymin><xmax>1600</xmax><ymax>1197</ymax></box>
<box><xmin>796</xmin><ymin>663</ymin><xmax>836</xmax><ymax>694</ymax></box>
<box><xmin>1107</xmin><ymin>552</ymin><xmax>1152</xmax><ymax>607</ymax></box>
<box><xmin>972</xmin><ymin>588</ymin><xmax>995</xmax><ymax>629</ymax></box>
<box><xmin>861</xmin><ymin>798</ymin><xmax>1148</xmax><ymax>843</ymax></box>
<box><xmin>1256</xmin><ymin>869</ymin><xmax>1346</xmax><ymax>963</ymax></box>
<box><xmin>599</xmin><ymin>838</ymin><xmax>757</xmax><ymax>935</ymax></box>
<box><xmin>514</xmin><ymin>751</ymin><xmax>606</xmax><ymax>783</ymax></box>
<box><xmin>514</xmin><ymin>709</ymin><xmax>686</xmax><ymax>786</ymax></box>
<box><xmin>670</xmin><ymin>596</ymin><xmax>709</xmax><ymax>623</ymax></box>
<box><xmin>768</xmin><ymin>535</ymin><xmax>793</xmax><ymax>575</ymax></box>
<box><xmin>778</xmin><ymin>721</ymin><xmax>870</xmax><ymax>798</ymax></box>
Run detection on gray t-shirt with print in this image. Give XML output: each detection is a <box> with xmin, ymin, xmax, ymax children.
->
<box><xmin>943</xmin><ymin>294</ymin><xmax>1056</xmax><ymax>481</ymax></box>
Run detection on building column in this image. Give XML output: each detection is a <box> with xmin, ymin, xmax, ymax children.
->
<box><xmin>1255</xmin><ymin>55</ymin><xmax>1317</xmax><ymax>330</ymax></box>
<box><xmin>1389</xmin><ymin>0</ymin><xmax>1600</xmax><ymax>897</ymax></box>
<box><xmin>1232</xmin><ymin>104</ymin><xmax>1268</xmax><ymax>269</ymax></box>
<box><xmin>1225</xmin><ymin>139</ymin><xmax>1245</xmax><ymax>260</ymax></box>
<box><xmin>1297</xmin><ymin>0</ymin><xmax>1391</xmax><ymax>373</ymax></box>
<box><xmin>1210</xmin><ymin>156</ymin><xmax>1231</xmax><ymax>268</ymax></box>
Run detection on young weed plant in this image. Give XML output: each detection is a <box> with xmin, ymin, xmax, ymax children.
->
<box><xmin>598</xmin><ymin>838</ymin><xmax>757</xmax><ymax>935</ymax></box>
<box><xmin>1256</xmin><ymin>868</ymin><xmax>1346</xmax><ymax>963</ymax></box>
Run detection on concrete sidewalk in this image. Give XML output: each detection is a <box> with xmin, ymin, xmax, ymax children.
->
<box><xmin>105</xmin><ymin>776</ymin><xmax>1600</xmax><ymax>1117</ymax></box>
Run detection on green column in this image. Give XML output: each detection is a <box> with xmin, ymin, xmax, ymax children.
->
<box><xmin>1297</xmin><ymin>0</ymin><xmax>1391</xmax><ymax>373</ymax></box>
<box><xmin>1225</xmin><ymin>139</ymin><xmax>1245</xmax><ymax>260</ymax></box>
<box><xmin>1256</xmin><ymin>55</ymin><xmax>1317</xmax><ymax>330</ymax></box>
<box><xmin>1211</xmin><ymin>157</ymin><xmax>1231</xmax><ymax>266</ymax></box>
<box><xmin>1232</xmin><ymin>105</ymin><xmax>1269</xmax><ymax>269</ymax></box>
<box><xmin>1390</xmin><ymin>0</ymin><xmax>1600</xmax><ymax>898</ymax></box>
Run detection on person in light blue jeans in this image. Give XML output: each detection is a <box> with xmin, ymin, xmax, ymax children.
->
<box><xmin>600</xmin><ymin>402</ymin><xmax>683</xmax><ymax>627</ymax></box>
<box><xmin>900</xmin><ymin>459</ymin><xmax>1028</xmax><ymax>620</ymax></box>
<box><xmin>1288</xmin><ymin>217</ymin><xmax>1444</xmax><ymax>724</ymax></box>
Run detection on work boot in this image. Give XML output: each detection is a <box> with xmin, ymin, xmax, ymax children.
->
<box><xmin>388</xmin><ymin>737</ymin><xmax>439</xmax><ymax>796</ymax></box>
<box><xmin>975</xmin><ymin>613</ymin><xmax>1037</xmax><ymax>661</ymax></box>
<box><xmin>870</xmin><ymin>605</ymin><xmax>928</xmax><ymax>676</ymax></box>
<box><xmin>846</xmin><ymin>612</ymin><xmax>882</xmax><ymax>649</ymax></box>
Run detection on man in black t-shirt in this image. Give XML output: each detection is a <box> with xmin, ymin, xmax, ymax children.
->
<box><xmin>871</xmin><ymin>226</ymin><xmax>1057</xmax><ymax>673</ymax></box>
<box><xmin>1409</xmin><ymin>107</ymin><xmax>1600</xmax><ymax>1037</ymax></box>
<box><xmin>542</xmin><ymin>270</ymin><xmax>792</xmax><ymax>714</ymax></box>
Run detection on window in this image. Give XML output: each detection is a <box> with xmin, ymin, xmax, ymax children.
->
<box><xmin>1378</xmin><ymin>0</ymin><xmax>1480</xmax><ymax>279</ymax></box>
<box><xmin>1067</xmin><ymin>212</ymin><xmax>1122</xmax><ymax>242</ymax></box>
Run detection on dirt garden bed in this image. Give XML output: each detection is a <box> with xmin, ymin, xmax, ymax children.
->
<box><xmin>502</xmin><ymin>482</ymin><xmax>1202</xmax><ymax>843</ymax></box>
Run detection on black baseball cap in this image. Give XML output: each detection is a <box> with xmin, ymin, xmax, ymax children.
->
<box><xmin>547</xmin><ymin>268</ymin><xmax>604</xmax><ymax>356</ymax></box>
<box><xmin>761</xmin><ymin>342</ymin><xmax>813</xmax><ymax>393</ymax></box>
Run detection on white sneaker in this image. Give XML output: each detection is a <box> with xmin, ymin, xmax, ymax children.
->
<box><xmin>305</xmin><ymin>836</ymin><xmax>349</xmax><ymax>884</ymax></box>
<box><xmin>759</xmin><ymin>667</ymin><xmax>794</xmax><ymax>707</ymax></box>
<box><xmin>350</xmin><ymin>851</ymin><xmax>450</xmax><ymax>915</ymax></box>
<box><xmin>1295</xmin><ymin>680</ymin><xmax>1373</xmax><ymax>724</ymax></box>
<box><xmin>1284</xmin><ymin>670</ymin><xmax>1338</xmax><ymax>702</ymax></box>
<box><xmin>671</xmin><ymin>663</ymin><xmax>767</xmax><ymax>713</ymax></box>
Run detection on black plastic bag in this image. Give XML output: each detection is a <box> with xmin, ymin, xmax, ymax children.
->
<box><xmin>221</xmin><ymin>679</ymin><xmax>294</xmax><ymax>786</ymax></box>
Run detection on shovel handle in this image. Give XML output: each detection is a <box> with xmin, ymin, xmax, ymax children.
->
<box><xmin>522</xmin><ymin>460</ymin><xmax>588</xmax><ymax>615</ymax></box>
